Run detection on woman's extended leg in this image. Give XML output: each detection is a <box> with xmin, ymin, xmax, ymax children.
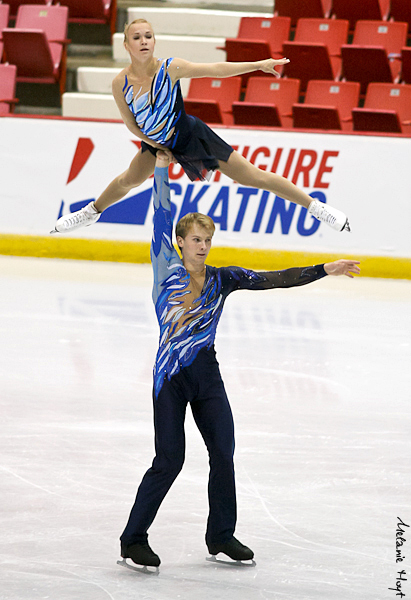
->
<box><xmin>52</xmin><ymin>149</ymin><xmax>156</xmax><ymax>233</ymax></box>
<box><xmin>218</xmin><ymin>150</ymin><xmax>312</xmax><ymax>208</ymax></box>
<box><xmin>95</xmin><ymin>148</ymin><xmax>156</xmax><ymax>211</ymax></box>
<box><xmin>218</xmin><ymin>151</ymin><xmax>350</xmax><ymax>231</ymax></box>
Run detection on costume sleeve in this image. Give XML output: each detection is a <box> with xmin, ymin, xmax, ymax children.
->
<box><xmin>150</xmin><ymin>165</ymin><xmax>182</xmax><ymax>305</ymax></box>
<box><xmin>224</xmin><ymin>264</ymin><xmax>328</xmax><ymax>293</ymax></box>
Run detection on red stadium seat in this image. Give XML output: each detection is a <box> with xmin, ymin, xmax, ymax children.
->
<box><xmin>282</xmin><ymin>18</ymin><xmax>349</xmax><ymax>92</ymax></box>
<box><xmin>185</xmin><ymin>77</ymin><xmax>241</xmax><ymax>125</ymax></box>
<box><xmin>0</xmin><ymin>3</ymin><xmax>10</xmax><ymax>60</ymax></box>
<box><xmin>237</xmin><ymin>16</ymin><xmax>291</xmax><ymax>57</ymax></box>
<box><xmin>221</xmin><ymin>16</ymin><xmax>291</xmax><ymax>86</ymax></box>
<box><xmin>0</xmin><ymin>63</ymin><xmax>18</xmax><ymax>114</ymax></box>
<box><xmin>232</xmin><ymin>77</ymin><xmax>300</xmax><ymax>128</ymax></box>
<box><xmin>332</xmin><ymin>0</ymin><xmax>390</xmax><ymax>30</ymax></box>
<box><xmin>390</xmin><ymin>0</ymin><xmax>411</xmax><ymax>34</ymax></box>
<box><xmin>352</xmin><ymin>82</ymin><xmax>411</xmax><ymax>134</ymax></box>
<box><xmin>2</xmin><ymin>4</ymin><xmax>69</xmax><ymax>98</ymax></box>
<box><xmin>6</xmin><ymin>0</ymin><xmax>51</xmax><ymax>21</ymax></box>
<box><xmin>352</xmin><ymin>82</ymin><xmax>411</xmax><ymax>133</ymax></box>
<box><xmin>341</xmin><ymin>20</ymin><xmax>408</xmax><ymax>94</ymax></box>
<box><xmin>274</xmin><ymin>0</ymin><xmax>332</xmax><ymax>28</ymax></box>
<box><xmin>0</xmin><ymin>3</ymin><xmax>9</xmax><ymax>29</ymax></box>
<box><xmin>221</xmin><ymin>39</ymin><xmax>275</xmax><ymax>88</ymax></box>
<box><xmin>400</xmin><ymin>47</ymin><xmax>411</xmax><ymax>84</ymax></box>
<box><xmin>292</xmin><ymin>80</ymin><xmax>360</xmax><ymax>131</ymax></box>
<box><xmin>56</xmin><ymin>0</ymin><xmax>117</xmax><ymax>36</ymax></box>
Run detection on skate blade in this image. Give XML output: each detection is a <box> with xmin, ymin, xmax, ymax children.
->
<box><xmin>342</xmin><ymin>219</ymin><xmax>351</xmax><ymax>233</ymax></box>
<box><xmin>50</xmin><ymin>229</ymin><xmax>59</xmax><ymax>235</ymax></box>
<box><xmin>206</xmin><ymin>555</ymin><xmax>256</xmax><ymax>568</ymax></box>
<box><xmin>117</xmin><ymin>558</ymin><xmax>159</xmax><ymax>575</ymax></box>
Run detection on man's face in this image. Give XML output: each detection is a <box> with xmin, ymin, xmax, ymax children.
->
<box><xmin>177</xmin><ymin>224</ymin><xmax>213</xmax><ymax>267</ymax></box>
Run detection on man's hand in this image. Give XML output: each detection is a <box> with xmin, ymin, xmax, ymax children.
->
<box><xmin>324</xmin><ymin>259</ymin><xmax>361</xmax><ymax>278</ymax></box>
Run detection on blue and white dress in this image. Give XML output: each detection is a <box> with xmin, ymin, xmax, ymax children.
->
<box><xmin>123</xmin><ymin>58</ymin><xmax>233</xmax><ymax>181</ymax></box>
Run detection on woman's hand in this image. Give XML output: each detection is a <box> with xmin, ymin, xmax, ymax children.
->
<box><xmin>156</xmin><ymin>150</ymin><xmax>170</xmax><ymax>168</ymax></box>
<box><xmin>258</xmin><ymin>57</ymin><xmax>290</xmax><ymax>78</ymax></box>
<box><xmin>324</xmin><ymin>259</ymin><xmax>361</xmax><ymax>278</ymax></box>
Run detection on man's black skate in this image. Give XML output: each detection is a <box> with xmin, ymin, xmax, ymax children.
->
<box><xmin>207</xmin><ymin>536</ymin><xmax>255</xmax><ymax>564</ymax></box>
<box><xmin>120</xmin><ymin>541</ymin><xmax>161</xmax><ymax>567</ymax></box>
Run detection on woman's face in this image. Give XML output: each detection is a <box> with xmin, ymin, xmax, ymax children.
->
<box><xmin>125</xmin><ymin>23</ymin><xmax>155</xmax><ymax>60</ymax></box>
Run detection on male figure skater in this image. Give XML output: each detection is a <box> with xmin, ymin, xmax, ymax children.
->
<box><xmin>119</xmin><ymin>151</ymin><xmax>360</xmax><ymax>568</ymax></box>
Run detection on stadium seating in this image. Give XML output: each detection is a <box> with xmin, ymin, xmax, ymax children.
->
<box><xmin>221</xmin><ymin>16</ymin><xmax>292</xmax><ymax>86</ymax></box>
<box><xmin>237</xmin><ymin>16</ymin><xmax>291</xmax><ymax>58</ymax></box>
<box><xmin>0</xmin><ymin>3</ymin><xmax>10</xmax><ymax>60</ymax></box>
<box><xmin>184</xmin><ymin>76</ymin><xmax>242</xmax><ymax>125</ymax></box>
<box><xmin>2</xmin><ymin>4</ymin><xmax>69</xmax><ymax>98</ymax></box>
<box><xmin>0</xmin><ymin>63</ymin><xmax>18</xmax><ymax>114</ymax></box>
<box><xmin>274</xmin><ymin>0</ymin><xmax>332</xmax><ymax>28</ymax></box>
<box><xmin>7</xmin><ymin>0</ymin><xmax>51</xmax><ymax>21</ymax></box>
<box><xmin>0</xmin><ymin>3</ymin><xmax>9</xmax><ymax>29</ymax></box>
<box><xmin>400</xmin><ymin>47</ymin><xmax>411</xmax><ymax>84</ymax></box>
<box><xmin>352</xmin><ymin>82</ymin><xmax>411</xmax><ymax>134</ymax></box>
<box><xmin>232</xmin><ymin>77</ymin><xmax>300</xmax><ymax>128</ymax></box>
<box><xmin>331</xmin><ymin>0</ymin><xmax>390</xmax><ymax>30</ymax></box>
<box><xmin>282</xmin><ymin>18</ymin><xmax>349</xmax><ymax>92</ymax></box>
<box><xmin>389</xmin><ymin>0</ymin><xmax>411</xmax><ymax>34</ymax></box>
<box><xmin>56</xmin><ymin>0</ymin><xmax>117</xmax><ymax>36</ymax></box>
<box><xmin>292</xmin><ymin>80</ymin><xmax>360</xmax><ymax>131</ymax></box>
<box><xmin>341</xmin><ymin>20</ymin><xmax>408</xmax><ymax>94</ymax></box>
<box><xmin>220</xmin><ymin>39</ymin><xmax>275</xmax><ymax>88</ymax></box>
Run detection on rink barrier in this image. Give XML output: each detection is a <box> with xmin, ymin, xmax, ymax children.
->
<box><xmin>0</xmin><ymin>234</ymin><xmax>410</xmax><ymax>280</ymax></box>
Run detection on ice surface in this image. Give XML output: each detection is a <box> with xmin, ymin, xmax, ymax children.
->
<box><xmin>0</xmin><ymin>256</ymin><xmax>410</xmax><ymax>600</ymax></box>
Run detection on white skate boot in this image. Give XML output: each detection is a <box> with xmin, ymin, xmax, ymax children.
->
<box><xmin>308</xmin><ymin>199</ymin><xmax>350</xmax><ymax>232</ymax></box>
<box><xmin>51</xmin><ymin>201</ymin><xmax>101</xmax><ymax>234</ymax></box>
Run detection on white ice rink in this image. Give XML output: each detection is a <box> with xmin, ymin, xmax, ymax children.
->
<box><xmin>1</xmin><ymin>255</ymin><xmax>410</xmax><ymax>600</ymax></box>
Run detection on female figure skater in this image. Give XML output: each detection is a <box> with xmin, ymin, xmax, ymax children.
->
<box><xmin>52</xmin><ymin>18</ymin><xmax>350</xmax><ymax>235</ymax></box>
<box><xmin>118</xmin><ymin>149</ymin><xmax>360</xmax><ymax>569</ymax></box>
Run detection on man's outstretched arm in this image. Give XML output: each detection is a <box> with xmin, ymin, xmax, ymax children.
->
<box><xmin>150</xmin><ymin>152</ymin><xmax>182</xmax><ymax>305</ymax></box>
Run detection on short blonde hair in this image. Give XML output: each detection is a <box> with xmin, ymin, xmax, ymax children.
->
<box><xmin>175</xmin><ymin>213</ymin><xmax>215</xmax><ymax>240</ymax></box>
<box><xmin>124</xmin><ymin>19</ymin><xmax>154</xmax><ymax>43</ymax></box>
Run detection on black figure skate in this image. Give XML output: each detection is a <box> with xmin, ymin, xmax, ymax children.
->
<box><xmin>206</xmin><ymin>536</ymin><xmax>256</xmax><ymax>567</ymax></box>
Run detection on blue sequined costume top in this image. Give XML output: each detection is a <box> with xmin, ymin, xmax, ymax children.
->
<box><xmin>123</xmin><ymin>58</ymin><xmax>186</xmax><ymax>150</ymax></box>
<box><xmin>123</xmin><ymin>58</ymin><xmax>233</xmax><ymax>181</ymax></box>
<box><xmin>151</xmin><ymin>166</ymin><xmax>327</xmax><ymax>398</ymax></box>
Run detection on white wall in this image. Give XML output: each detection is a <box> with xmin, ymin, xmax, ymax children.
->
<box><xmin>0</xmin><ymin>115</ymin><xmax>410</xmax><ymax>258</ymax></box>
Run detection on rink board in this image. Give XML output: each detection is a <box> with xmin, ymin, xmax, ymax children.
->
<box><xmin>0</xmin><ymin>115</ymin><xmax>410</xmax><ymax>277</ymax></box>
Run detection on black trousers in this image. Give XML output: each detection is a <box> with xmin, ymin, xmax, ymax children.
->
<box><xmin>120</xmin><ymin>347</ymin><xmax>237</xmax><ymax>547</ymax></box>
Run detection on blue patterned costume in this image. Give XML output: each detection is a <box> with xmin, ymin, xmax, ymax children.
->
<box><xmin>123</xmin><ymin>57</ymin><xmax>233</xmax><ymax>181</ymax></box>
<box><xmin>120</xmin><ymin>166</ymin><xmax>328</xmax><ymax>549</ymax></box>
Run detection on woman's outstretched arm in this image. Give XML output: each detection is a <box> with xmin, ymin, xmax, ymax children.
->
<box><xmin>170</xmin><ymin>57</ymin><xmax>290</xmax><ymax>80</ymax></box>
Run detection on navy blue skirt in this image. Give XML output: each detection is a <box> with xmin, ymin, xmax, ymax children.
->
<box><xmin>142</xmin><ymin>115</ymin><xmax>234</xmax><ymax>182</ymax></box>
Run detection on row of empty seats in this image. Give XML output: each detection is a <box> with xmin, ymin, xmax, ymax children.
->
<box><xmin>184</xmin><ymin>76</ymin><xmax>411</xmax><ymax>135</ymax></box>
<box><xmin>2</xmin><ymin>0</ymin><xmax>116</xmax><ymax>33</ymax></box>
<box><xmin>0</xmin><ymin>3</ymin><xmax>69</xmax><ymax>97</ymax></box>
<box><xmin>221</xmin><ymin>16</ymin><xmax>411</xmax><ymax>93</ymax></box>
<box><xmin>274</xmin><ymin>0</ymin><xmax>410</xmax><ymax>31</ymax></box>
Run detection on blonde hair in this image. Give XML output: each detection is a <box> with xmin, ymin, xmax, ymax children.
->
<box><xmin>176</xmin><ymin>213</ymin><xmax>215</xmax><ymax>241</ymax></box>
<box><xmin>124</xmin><ymin>19</ymin><xmax>154</xmax><ymax>43</ymax></box>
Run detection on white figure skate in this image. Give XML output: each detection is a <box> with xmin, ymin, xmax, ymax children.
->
<box><xmin>51</xmin><ymin>202</ymin><xmax>101</xmax><ymax>234</ymax></box>
<box><xmin>308</xmin><ymin>199</ymin><xmax>350</xmax><ymax>232</ymax></box>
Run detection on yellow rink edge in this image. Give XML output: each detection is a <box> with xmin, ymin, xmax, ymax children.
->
<box><xmin>0</xmin><ymin>234</ymin><xmax>410</xmax><ymax>280</ymax></box>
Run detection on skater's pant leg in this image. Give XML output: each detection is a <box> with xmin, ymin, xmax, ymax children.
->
<box><xmin>191</xmin><ymin>383</ymin><xmax>236</xmax><ymax>546</ymax></box>
<box><xmin>120</xmin><ymin>380</ymin><xmax>187</xmax><ymax>545</ymax></box>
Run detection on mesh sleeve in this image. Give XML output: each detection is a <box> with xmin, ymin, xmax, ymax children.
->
<box><xmin>224</xmin><ymin>264</ymin><xmax>327</xmax><ymax>292</ymax></box>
